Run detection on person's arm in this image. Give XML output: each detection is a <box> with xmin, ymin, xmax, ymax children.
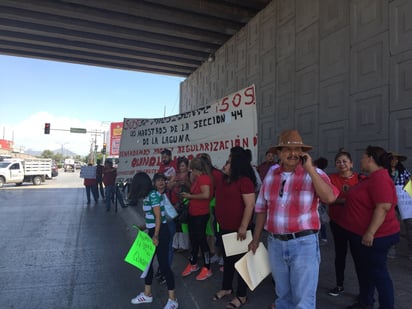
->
<box><xmin>248</xmin><ymin>212</ymin><xmax>266</xmax><ymax>254</ymax></box>
<box><xmin>152</xmin><ymin>205</ymin><xmax>161</xmax><ymax>246</ymax></box>
<box><xmin>167</xmin><ymin>175</ymin><xmax>177</xmax><ymax>190</ymax></box>
<box><xmin>362</xmin><ymin>202</ymin><xmax>392</xmax><ymax>246</ymax></box>
<box><xmin>238</xmin><ymin>193</ymin><xmax>255</xmax><ymax>240</ymax></box>
<box><xmin>181</xmin><ymin>184</ymin><xmax>210</xmax><ymax>200</ymax></box>
<box><xmin>302</xmin><ymin>154</ymin><xmax>337</xmax><ymax>204</ymax></box>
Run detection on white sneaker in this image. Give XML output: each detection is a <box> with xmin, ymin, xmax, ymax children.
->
<box><xmin>164</xmin><ymin>298</ymin><xmax>179</xmax><ymax>309</ymax></box>
<box><xmin>131</xmin><ymin>292</ymin><xmax>153</xmax><ymax>304</ymax></box>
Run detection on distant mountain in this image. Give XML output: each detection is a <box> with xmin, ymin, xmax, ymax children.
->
<box><xmin>25</xmin><ymin>148</ymin><xmax>78</xmax><ymax>157</ymax></box>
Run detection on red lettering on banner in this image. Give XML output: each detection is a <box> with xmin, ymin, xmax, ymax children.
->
<box><xmin>244</xmin><ymin>86</ymin><xmax>255</xmax><ymax>105</ymax></box>
<box><xmin>215</xmin><ymin>85</ymin><xmax>256</xmax><ymax>112</ymax></box>
<box><xmin>232</xmin><ymin>93</ymin><xmax>242</xmax><ymax>107</ymax></box>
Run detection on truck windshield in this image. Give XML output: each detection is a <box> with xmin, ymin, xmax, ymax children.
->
<box><xmin>0</xmin><ymin>162</ymin><xmax>10</xmax><ymax>168</ymax></box>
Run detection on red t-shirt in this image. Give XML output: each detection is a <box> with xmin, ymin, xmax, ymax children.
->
<box><xmin>84</xmin><ymin>178</ymin><xmax>96</xmax><ymax>186</ymax></box>
<box><xmin>158</xmin><ymin>161</ymin><xmax>177</xmax><ymax>179</ymax></box>
<box><xmin>103</xmin><ymin>168</ymin><xmax>116</xmax><ymax>186</ymax></box>
<box><xmin>215</xmin><ymin>174</ymin><xmax>255</xmax><ymax>230</ymax></box>
<box><xmin>341</xmin><ymin>169</ymin><xmax>400</xmax><ymax>237</ymax></box>
<box><xmin>188</xmin><ymin>174</ymin><xmax>213</xmax><ymax>216</ymax></box>
<box><xmin>328</xmin><ymin>172</ymin><xmax>361</xmax><ymax>225</ymax></box>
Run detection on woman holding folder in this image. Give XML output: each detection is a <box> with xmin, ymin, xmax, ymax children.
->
<box><xmin>213</xmin><ymin>146</ymin><xmax>257</xmax><ymax>308</ymax></box>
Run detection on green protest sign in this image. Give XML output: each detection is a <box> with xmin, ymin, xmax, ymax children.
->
<box><xmin>124</xmin><ymin>229</ymin><xmax>156</xmax><ymax>271</ymax></box>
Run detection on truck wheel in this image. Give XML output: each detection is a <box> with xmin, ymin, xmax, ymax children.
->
<box><xmin>33</xmin><ymin>176</ymin><xmax>42</xmax><ymax>185</ymax></box>
<box><xmin>16</xmin><ymin>182</ymin><xmax>23</xmax><ymax>186</ymax></box>
<box><xmin>0</xmin><ymin>176</ymin><xmax>4</xmax><ymax>188</ymax></box>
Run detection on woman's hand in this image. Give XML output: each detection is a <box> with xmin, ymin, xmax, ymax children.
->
<box><xmin>361</xmin><ymin>232</ymin><xmax>374</xmax><ymax>247</ymax></box>
<box><xmin>180</xmin><ymin>192</ymin><xmax>190</xmax><ymax>199</ymax></box>
<box><xmin>152</xmin><ymin>235</ymin><xmax>159</xmax><ymax>246</ymax></box>
<box><xmin>237</xmin><ymin>226</ymin><xmax>247</xmax><ymax>241</ymax></box>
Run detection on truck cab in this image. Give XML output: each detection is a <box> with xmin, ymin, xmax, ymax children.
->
<box><xmin>0</xmin><ymin>158</ymin><xmax>52</xmax><ymax>188</ymax></box>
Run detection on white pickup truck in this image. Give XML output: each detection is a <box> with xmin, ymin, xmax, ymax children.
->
<box><xmin>0</xmin><ymin>158</ymin><xmax>52</xmax><ymax>188</ymax></box>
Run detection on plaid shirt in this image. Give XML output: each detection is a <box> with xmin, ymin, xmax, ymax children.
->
<box><xmin>255</xmin><ymin>164</ymin><xmax>338</xmax><ymax>234</ymax></box>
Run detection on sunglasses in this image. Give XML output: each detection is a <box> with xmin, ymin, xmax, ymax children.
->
<box><xmin>279</xmin><ymin>180</ymin><xmax>286</xmax><ymax>198</ymax></box>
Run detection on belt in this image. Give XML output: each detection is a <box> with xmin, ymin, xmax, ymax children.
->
<box><xmin>271</xmin><ymin>229</ymin><xmax>318</xmax><ymax>241</ymax></box>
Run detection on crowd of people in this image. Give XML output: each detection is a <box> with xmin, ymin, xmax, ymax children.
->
<box><xmin>84</xmin><ymin>129</ymin><xmax>410</xmax><ymax>309</ymax></box>
<box><xmin>82</xmin><ymin>158</ymin><xmax>128</xmax><ymax>211</ymax></box>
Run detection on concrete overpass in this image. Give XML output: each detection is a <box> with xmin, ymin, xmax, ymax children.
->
<box><xmin>0</xmin><ymin>0</ymin><xmax>271</xmax><ymax>77</ymax></box>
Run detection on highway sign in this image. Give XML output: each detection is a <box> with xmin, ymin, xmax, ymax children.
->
<box><xmin>70</xmin><ymin>127</ymin><xmax>87</xmax><ymax>134</ymax></box>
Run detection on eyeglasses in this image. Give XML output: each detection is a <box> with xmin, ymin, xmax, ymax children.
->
<box><xmin>279</xmin><ymin>180</ymin><xmax>286</xmax><ymax>198</ymax></box>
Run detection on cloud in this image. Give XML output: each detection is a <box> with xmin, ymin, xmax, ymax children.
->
<box><xmin>1</xmin><ymin>112</ymin><xmax>106</xmax><ymax>156</ymax></box>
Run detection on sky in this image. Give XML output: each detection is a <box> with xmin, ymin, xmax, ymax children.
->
<box><xmin>0</xmin><ymin>55</ymin><xmax>184</xmax><ymax>156</ymax></box>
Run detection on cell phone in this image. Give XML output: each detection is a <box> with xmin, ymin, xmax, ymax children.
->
<box><xmin>300</xmin><ymin>155</ymin><xmax>307</xmax><ymax>165</ymax></box>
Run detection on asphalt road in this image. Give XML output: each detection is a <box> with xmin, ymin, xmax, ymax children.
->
<box><xmin>0</xmin><ymin>170</ymin><xmax>411</xmax><ymax>309</ymax></box>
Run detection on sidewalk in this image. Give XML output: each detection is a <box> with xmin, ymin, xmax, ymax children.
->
<box><xmin>119</xmin><ymin>204</ymin><xmax>412</xmax><ymax>309</ymax></box>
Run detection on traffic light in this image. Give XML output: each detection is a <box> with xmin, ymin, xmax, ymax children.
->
<box><xmin>102</xmin><ymin>143</ymin><xmax>107</xmax><ymax>154</ymax></box>
<box><xmin>44</xmin><ymin>123</ymin><xmax>50</xmax><ymax>134</ymax></box>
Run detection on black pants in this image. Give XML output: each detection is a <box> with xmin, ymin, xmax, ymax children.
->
<box><xmin>188</xmin><ymin>213</ymin><xmax>211</xmax><ymax>268</ymax></box>
<box><xmin>329</xmin><ymin>220</ymin><xmax>350</xmax><ymax>287</ymax></box>
<box><xmin>145</xmin><ymin>223</ymin><xmax>175</xmax><ymax>290</ymax></box>
<box><xmin>220</xmin><ymin>229</ymin><xmax>248</xmax><ymax>298</ymax></box>
<box><xmin>96</xmin><ymin>180</ymin><xmax>104</xmax><ymax>198</ymax></box>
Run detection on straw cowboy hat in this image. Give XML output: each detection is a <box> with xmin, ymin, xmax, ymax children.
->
<box><xmin>388</xmin><ymin>151</ymin><xmax>407</xmax><ymax>162</ymax></box>
<box><xmin>269</xmin><ymin>129</ymin><xmax>313</xmax><ymax>153</ymax></box>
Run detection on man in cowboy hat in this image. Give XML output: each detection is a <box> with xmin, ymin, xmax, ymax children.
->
<box><xmin>249</xmin><ymin>129</ymin><xmax>339</xmax><ymax>309</ymax></box>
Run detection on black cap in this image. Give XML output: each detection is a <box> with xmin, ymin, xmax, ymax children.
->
<box><xmin>153</xmin><ymin>173</ymin><xmax>167</xmax><ymax>182</ymax></box>
<box><xmin>161</xmin><ymin>148</ymin><xmax>172</xmax><ymax>156</ymax></box>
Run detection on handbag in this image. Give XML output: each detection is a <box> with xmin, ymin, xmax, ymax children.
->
<box><xmin>176</xmin><ymin>199</ymin><xmax>189</xmax><ymax>224</ymax></box>
<box><xmin>163</xmin><ymin>194</ymin><xmax>178</xmax><ymax>220</ymax></box>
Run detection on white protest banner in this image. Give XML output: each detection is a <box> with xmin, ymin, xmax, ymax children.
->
<box><xmin>117</xmin><ymin>85</ymin><xmax>257</xmax><ymax>179</ymax></box>
<box><xmin>80</xmin><ymin>165</ymin><xmax>96</xmax><ymax>179</ymax></box>
<box><xmin>396</xmin><ymin>185</ymin><xmax>412</xmax><ymax>219</ymax></box>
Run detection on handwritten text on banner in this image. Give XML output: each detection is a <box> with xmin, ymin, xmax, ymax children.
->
<box><xmin>117</xmin><ymin>85</ymin><xmax>258</xmax><ymax>179</ymax></box>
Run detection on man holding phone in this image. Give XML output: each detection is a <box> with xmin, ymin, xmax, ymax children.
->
<box><xmin>249</xmin><ymin>129</ymin><xmax>339</xmax><ymax>309</ymax></box>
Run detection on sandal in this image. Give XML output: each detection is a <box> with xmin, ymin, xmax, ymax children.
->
<box><xmin>212</xmin><ymin>289</ymin><xmax>232</xmax><ymax>301</ymax></box>
<box><xmin>226</xmin><ymin>296</ymin><xmax>247</xmax><ymax>308</ymax></box>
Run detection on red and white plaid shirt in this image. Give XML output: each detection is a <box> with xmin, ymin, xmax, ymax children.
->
<box><xmin>255</xmin><ymin>164</ymin><xmax>338</xmax><ymax>234</ymax></box>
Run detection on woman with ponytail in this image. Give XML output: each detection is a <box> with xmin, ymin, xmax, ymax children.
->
<box><xmin>341</xmin><ymin>146</ymin><xmax>400</xmax><ymax>309</ymax></box>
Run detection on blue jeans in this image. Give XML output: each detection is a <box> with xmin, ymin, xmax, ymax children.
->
<box><xmin>268</xmin><ymin>232</ymin><xmax>320</xmax><ymax>309</ymax></box>
<box><xmin>85</xmin><ymin>184</ymin><xmax>98</xmax><ymax>203</ymax></box>
<box><xmin>346</xmin><ymin>230</ymin><xmax>400</xmax><ymax>309</ymax></box>
<box><xmin>105</xmin><ymin>185</ymin><xmax>115</xmax><ymax>210</ymax></box>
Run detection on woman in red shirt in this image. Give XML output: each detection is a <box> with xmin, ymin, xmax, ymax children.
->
<box><xmin>213</xmin><ymin>146</ymin><xmax>256</xmax><ymax>308</ymax></box>
<box><xmin>180</xmin><ymin>157</ymin><xmax>214</xmax><ymax>281</ymax></box>
<box><xmin>327</xmin><ymin>149</ymin><xmax>363</xmax><ymax>297</ymax></box>
<box><xmin>341</xmin><ymin>146</ymin><xmax>400</xmax><ymax>309</ymax></box>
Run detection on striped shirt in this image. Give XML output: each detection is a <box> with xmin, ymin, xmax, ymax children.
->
<box><xmin>255</xmin><ymin>164</ymin><xmax>338</xmax><ymax>234</ymax></box>
<box><xmin>143</xmin><ymin>190</ymin><xmax>167</xmax><ymax>229</ymax></box>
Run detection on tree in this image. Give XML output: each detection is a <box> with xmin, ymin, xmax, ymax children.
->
<box><xmin>41</xmin><ymin>150</ymin><xmax>54</xmax><ymax>158</ymax></box>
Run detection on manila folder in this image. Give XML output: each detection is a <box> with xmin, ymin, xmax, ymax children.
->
<box><xmin>222</xmin><ymin>230</ymin><xmax>252</xmax><ymax>257</ymax></box>
<box><xmin>234</xmin><ymin>242</ymin><xmax>271</xmax><ymax>291</ymax></box>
